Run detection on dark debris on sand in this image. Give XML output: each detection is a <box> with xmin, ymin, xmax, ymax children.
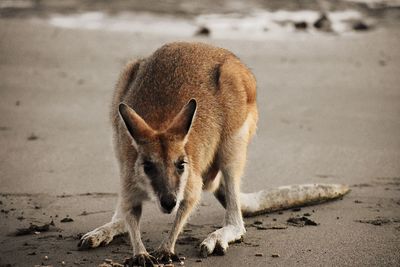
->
<box><xmin>15</xmin><ymin>220</ymin><xmax>55</xmax><ymax>236</ymax></box>
<box><xmin>252</xmin><ymin>223</ymin><xmax>288</xmax><ymax>230</ymax></box>
<box><xmin>287</xmin><ymin>216</ymin><xmax>319</xmax><ymax>227</ymax></box>
<box><xmin>356</xmin><ymin>218</ymin><xmax>391</xmax><ymax>226</ymax></box>
<box><xmin>60</xmin><ymin>217</ymin><xmax>74</xmax><ymax>223</ymax></box>
<box><xmin>27</xmin><ymin>133</ymin><xmax>39</xmax><ymax>141</ymax></box>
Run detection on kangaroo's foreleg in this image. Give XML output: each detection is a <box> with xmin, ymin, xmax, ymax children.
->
<box><xmin>122</xmin><ymin>203</ymin><xmax>158</xmax><ymax>266</ymax></box>
<box><xmin>152</xmin><ymin>174</ymin><xmax>203</xmax><ymax>263</ymax></box>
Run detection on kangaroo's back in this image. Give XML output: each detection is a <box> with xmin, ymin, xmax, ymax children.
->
<box><xmin>111</xmin><ymin>42</ymin><xmax>257</xmax><ymax>174</ymax></box>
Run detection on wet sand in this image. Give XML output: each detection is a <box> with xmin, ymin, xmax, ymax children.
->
<box><xmin>0</xmin><ymin>11</ymin><xmax>399</xmax><ymax>267</ymax></box>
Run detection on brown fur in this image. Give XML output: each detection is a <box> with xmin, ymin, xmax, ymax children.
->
<box><xmin>112</xmin><ymin>42</ymin><xmax>257</xmax><ymax>190</ymax></box>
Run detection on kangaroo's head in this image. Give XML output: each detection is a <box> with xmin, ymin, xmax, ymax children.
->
<box><xmin>118</xmin><ymin>99</ymin><xmax>197</xmax><ymax>214</ymax></box>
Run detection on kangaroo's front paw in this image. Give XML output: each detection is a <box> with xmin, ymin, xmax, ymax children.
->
<box><xmin>151</xmin><ymin>249</ymin><xmax>182</xmax><ymax>265</ymax></box>
<box><xmin>199</xmin><ymin>225</ymin><xmax>245</xmax><ymax>258</ymax></box>
<box><xmin>124</xmin><ymin>253</ymin><xmax>158</xmax><ymax>267</ymax></box>
<box><xmin>78</xmin><ymin>226</ymin><xmax>114</xmax><ymax>250</ymax></box>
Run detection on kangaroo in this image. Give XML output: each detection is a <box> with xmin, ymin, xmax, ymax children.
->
<box><xmin>78</xmin><ymin>42</ymin><xmax>350</xmax><ymax>266</ymax></box>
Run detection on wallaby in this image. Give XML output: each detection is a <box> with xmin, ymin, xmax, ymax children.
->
<box><xmin>78</xmin><ymin>42</ymin><xmax>349</xmax><ymax>266</ymax></box>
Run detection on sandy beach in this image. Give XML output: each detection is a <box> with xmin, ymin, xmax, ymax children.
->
<box><xmin>0</xmin><ymin>1</ymin><xmax>399</xmax><ymax>266</ymax></box>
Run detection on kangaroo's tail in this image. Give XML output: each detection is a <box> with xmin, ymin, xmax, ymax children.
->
<box><xmin>240</xmin><ymin>184</ymin><xmax>350</xmax><ymax>217</ymax></box>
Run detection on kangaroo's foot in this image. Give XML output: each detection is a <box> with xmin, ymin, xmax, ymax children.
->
<box><xmin>199</xmin><ymin>225</ymin><xmax>245</xmax><ymax>257</ymax></box>
<box><xmin>78</xmin><ymin>219</ymin><xmax>125</xmax><ymax>250</ymax></box>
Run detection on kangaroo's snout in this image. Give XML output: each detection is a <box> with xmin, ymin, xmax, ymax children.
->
<box><xmin>160</xmin><ymin>194</ymin><xmax>177</xmax><ymax>214</ymax></box>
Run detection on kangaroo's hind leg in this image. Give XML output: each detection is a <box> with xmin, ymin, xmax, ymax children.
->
<box><xmin>200</xmin><ymin>113</ymin><xmax>255</xmax><ymax>257</ymax></box>
<box><xmin>78</xmin><ymin>199</ymin><xmax>126</xmax><ymax>250</ymax></box>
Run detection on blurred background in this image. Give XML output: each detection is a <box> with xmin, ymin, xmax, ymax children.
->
<box><xmin>0</xmin><ymin>0</ymin><xmax>399</xmax><ymax>266</ymax></box>
<box><xmin>1</xmin><ymin>0</ymin><xmax>400</xmax><ymax>38</ymax></box>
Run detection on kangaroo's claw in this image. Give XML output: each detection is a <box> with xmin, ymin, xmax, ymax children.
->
<box><xmin>151</xmin><ymin>250</ymin><xmax>182</xmax><ymax>264</ymax></box>
<box><xmin>77</xmin><ymin>237</ymin><xmax>93</xmax><ymax>250</ymax></box>
<box><xmin>199</xmin><ymin>237</ymin><xmax>228</xmax><ymax>258</ymax></box>
<box><xmin>124</xmin><ymin>253</ymin><xmax>158</xmax><ymax>267</ymax></box>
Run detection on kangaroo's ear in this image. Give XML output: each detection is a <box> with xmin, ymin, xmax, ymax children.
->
<box><xmin>119</xmin><ymin>103</ymin><xmax>155</xmax><ymax>147</ymax></box>
<box><xmin>167</xmin><ymin>99</ymin><xmax>197</xmax><ymax>142</ymax></box>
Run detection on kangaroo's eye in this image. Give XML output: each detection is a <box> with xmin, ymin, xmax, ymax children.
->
<box><xmin>143</xmin><ymin>160</ymin><xmax>156</xmax><ymax>175</ymax></box>
<box><xmin>175</xmin><ymin>160</ymin><xmax>186</xmax><ymax>175</ymax></box>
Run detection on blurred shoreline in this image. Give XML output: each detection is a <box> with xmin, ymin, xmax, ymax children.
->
<box><xmin>1</xmin><ymin>0</ymin><xmax>399</xmax><ymax>21</ymax></box>
<box><xmin>1</xmin><ymin>0</ymin><xmax>399</xmax><ymax>40</ymax></box>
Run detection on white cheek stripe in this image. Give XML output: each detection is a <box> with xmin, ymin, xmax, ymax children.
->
<box><xmin>175</xmin><ymin>167</ymin><xmax>189</xmax><ymax>212</ymax></box>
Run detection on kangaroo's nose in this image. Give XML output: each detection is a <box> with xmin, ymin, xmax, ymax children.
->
<box><xmin>160</xmin><ymin>194</ymin><xmax>176</xmax><ymax>213</ymax></box>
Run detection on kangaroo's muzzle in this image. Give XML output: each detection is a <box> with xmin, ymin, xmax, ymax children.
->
<box><xmin>160</xmin><ymin>194</ymin><xmax>177</xmax><ymax>214</ymax></box>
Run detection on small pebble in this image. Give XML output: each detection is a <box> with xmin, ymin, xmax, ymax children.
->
<box><xmin>44</xmin><ymin>255</ymin><xmax>49</xmax><ymax>260</ymax></box>
<box><xmin>255</xmin><ymin>253</ymin><xmax>263</xmax><ymax>257</ymax></box>
<box><xmin>272</xmin><ymin>253</ymin><xmax>280</xmax><ymax>258</ymax></box>
<box><xmin>61</xmin><ymin>261</ymin><xmax>66</xmax><ymax>265</ymax></box>
<box><xmin>196</xmin><ymin>259</ymin><xmax>202</xmax><ymax>262</ymax></box>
